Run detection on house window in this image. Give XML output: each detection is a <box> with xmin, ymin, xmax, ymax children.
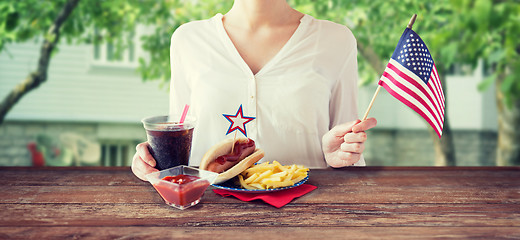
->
<box><xmin>91</xmin><ymin>29</ymin><xmax>138</xmax><ymax>68</ymax></box>
<box><xmin>99</xmin><ymin>139</ymin><xmax>138</xmax><ymax>166</ymax></box>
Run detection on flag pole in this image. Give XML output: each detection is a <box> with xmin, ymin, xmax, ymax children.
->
<box><xmin>362</xmin><ymin>85</ymin><xmax>381</xmax><ymax>120</ymax></box>
<box><xmin>361</xmin><ymin>14</ymin><xmax>418</xmax><ymax>121</ymax></box>
<box><xmin>407</xmin><ymin>14</ymin><xmax>417</xmax><ymax>29</ymax></box>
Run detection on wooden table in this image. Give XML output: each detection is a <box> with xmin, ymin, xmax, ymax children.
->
<box><xmin>0</xmin><ymin>166</ymin><xmax>519</xmax><ymax>239</ymax></box>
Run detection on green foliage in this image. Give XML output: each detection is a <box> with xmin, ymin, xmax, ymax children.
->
<box><xmin>289</xmin><ymin>0</ymin><xmax>519</xmax><ymax>107</ymax></box>
<box><xmin>455</xmin><ymin>0</ymin><xmax>520</xmax><ymax>107</ymax></box>
<box><xmin>136</xmin><ymin>0</ymin><xmax>232</xmax><ymax>83</ymax></box>
<box><xmin>290</xmin><ymin>0</ymin><xmax>436</xmax><ymax>84</ymax></box>
<box><xmin>1</xmin><ymin>0</ymin><xmax>519</xmax><ymax>104</ymax></box>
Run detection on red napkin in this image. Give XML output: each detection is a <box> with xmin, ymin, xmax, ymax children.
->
<box><xmin>213</xmin><ymin>184</ymin><xmax>317</xmax><ymax>208</ymax></box>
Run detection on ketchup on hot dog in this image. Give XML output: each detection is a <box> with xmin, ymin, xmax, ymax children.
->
<box><xmin>200</xmin><ymin>137</ymin><xmax>265</xmax><ymax>184</ymax></box>
<box><xmin>206</xmin><ymin>138</ymin><xmax>256</xmax><ymax>173</ymax></box>
<box><xmin>215</xmin><ymin>138</ymin><xmax>255</xmax><ymax>164</ymax></box>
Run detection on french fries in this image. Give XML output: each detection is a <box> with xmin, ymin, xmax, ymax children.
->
<box><xmin>236</xmin><ymin>161</ymin><xmax>309</xmax><ymax>190</ymax></box>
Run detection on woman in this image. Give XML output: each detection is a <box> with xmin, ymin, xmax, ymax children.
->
<box><xmin>132</xmin><ymin>0</ymin><xmax>377</xmax><ymax>181</ymax></box>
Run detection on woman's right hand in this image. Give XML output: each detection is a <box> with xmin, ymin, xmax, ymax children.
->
<box><xmin>131</xmin><ymin>142</ymin><xmax>158</xmax><ymax>181</ymax></box>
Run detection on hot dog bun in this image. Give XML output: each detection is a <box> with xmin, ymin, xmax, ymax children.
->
<box><xmin>200</xmin><ymin>137</ymin><xmax>264</xmax><ymax>184</ymax></box>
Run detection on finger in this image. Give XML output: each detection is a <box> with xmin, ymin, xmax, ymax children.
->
<box><xmin>131</xmin><ymin>153</ymin><xmax>145</xmax><ymax>181</ymax></box>
<box><xmin>352</xmin><ymin>118</ymin><xmax>377</xmax><ymax>133</ymax></box>
<box><xmin>340</xmin><ymin>142</ymin><xmax>365</xmax><ymax>153</ymax></box>
<box><xmin>132</xmin><ymin>153</ymin><xmax>158</xmax><ymax>181</ymax></box>
<box><xmin>337</xmin><ymin>151</ymin><xmax>361</xmax><ymax>166</ymax></box>
<box><xmin>343</xmin><ymin>132</ymin><xmax>367</xmax><ymax>143</ymax></box>
<box><xmin>330</xmin><ymin>119</ymin><xmax>361</xmax><ymax>137</ymax></box>
<box><xmin>136</xmin><ymin>142</ymin><xmax>156</xmax><ymax>167</ymax></box>
<box><xmin>131</xmin><ymin>153</ymin><xmax>147</xmax><ymax>181</ymax></box>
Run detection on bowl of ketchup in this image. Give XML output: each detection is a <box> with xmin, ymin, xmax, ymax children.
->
<box><xmin>146</xmin><ymin>165</ymin><xmax>218</xmax><ymax>210</ymax></box>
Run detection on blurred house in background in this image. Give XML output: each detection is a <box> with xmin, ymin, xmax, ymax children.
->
<box><xmin>0</xmin><ymin>33</ymin><xmax>169</xmax><ymax>167</ymax></box>
<box><xmin>0</xmin><ymin>36</ymin><xmax>497</xmax><ymax>166</ymax></box>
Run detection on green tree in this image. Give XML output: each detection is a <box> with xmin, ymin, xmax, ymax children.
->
<box><xmin>0</xmin><ymin>0</ymin><xmax>231</xmax><ymax>123</ymax></box>
<box><xmin>0</xmin><ymin>0</ymin><xmax>80</xmax><ymax>124</ymax></box>
<box><xmin>451</xmin><ymin>0</ymin><xmax>520</xmax><ymax>165</ymax></box>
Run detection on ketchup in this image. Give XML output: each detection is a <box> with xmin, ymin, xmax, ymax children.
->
<box><xmin>162</xmin><ymin>174</ymin><xmax>200</xmax><ymax>185</ymax></box>
<box><xmin>152</xmin><ymin>175</ymin><xmax>210</xmax><ymax>208</ymax></box>
<box><xmin>215</xmin><ymin>138</ymin><xmax>255</xmax><ymax>165</ymax></box>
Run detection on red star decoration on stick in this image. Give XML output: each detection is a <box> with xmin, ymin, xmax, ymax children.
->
<box><xmin>223</xmin><ymin>105</ymin><xmax>255</xmax><ymax>137</ymax></box>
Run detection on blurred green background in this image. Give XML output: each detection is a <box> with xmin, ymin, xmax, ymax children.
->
<box><xmin>1</xmin><ymin>0</ymin><xmax>519</xmax><ymax>167</ymax></box>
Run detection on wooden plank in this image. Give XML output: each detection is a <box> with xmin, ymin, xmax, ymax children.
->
<box><xmin>0</xmin><ymin>167</ymin><xmax>143</xmax><ymax>186</ymax></box>
<box><xmin>0</xmin><ymin>186</ymin><xmax>157</xmax><ymax>204</ymax></box>
<box><xmin>1</xmin><ymin>183</ymin><xmax>518</xmax><ymax>204</ymax></box>
<box><xmin>1</xmin><ymin>167</ymin><xmax>518</xmax><ymax>204</ymax></box>
<box><xmin>1</xmin><ymin>167</ymin><xmax>519</xmax><ymax>187</ymax></box>
<box><xmin>0</xmin><ymin>203</ymin><xmax>518</xmax><ymax>228</ymax></box>
<box><xmin>1</xmin><ymin>226</ymin><xmax>519</xmax><ymax>240</ymax></box>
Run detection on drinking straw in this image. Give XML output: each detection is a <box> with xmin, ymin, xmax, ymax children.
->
<box><xmin>179</xmin><ymin>104</ymin><xmax>190</xmax><ymax>124</ymax></box>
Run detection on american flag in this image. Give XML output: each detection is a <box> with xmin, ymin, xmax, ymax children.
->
<box><xmin>378</xmin><ymin>28</ymin><xmax>445</xmax><ymax>138</ymax></box>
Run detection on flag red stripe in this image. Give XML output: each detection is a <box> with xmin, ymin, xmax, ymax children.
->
<box><xmin>430</xmin><ymin>66</ymin><xmax>445</xmax><ymax>118</ymax></box>
<box><xmin>427</xmin><ymin>75</ymin><xmax>444</xmax><ymax>116</ymax></box>
<box><xmin>386</xmin><ymin>63</ymin><xmax>444</xmax><ymax>126</ymax></box>
<box><xmin>382</xmin><ymin>70</ymin><xmax>443</xmax><ymax>130</ymax></box>
<box><xmin>388</xmin><ymin>62</ymin><xmax>444</xmax><ymax>118</ymax></box>
<box><xmin>431</xmin><ymin>64</ymin><xmax>445</xmax><ymax>104</ymax></box>
<box><xmin>433</xmin><ymin>65</ymin><xmax>444</xmax><ymax>103</ymax></box>
<box><xmin>430</xmin><ymin>68</ymin><xmax>443</xmax><ymax>106</ymax></box>
<box><xmin>379</xmin><ymin>81</ymin><xmax>442</xmax><ymax>138</ymax></box>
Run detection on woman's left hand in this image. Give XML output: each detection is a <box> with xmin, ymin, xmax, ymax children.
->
<box><xmin>322</xmin><ymin>118</ymin><xmax>377</xmax><ymax>168</ymax></box>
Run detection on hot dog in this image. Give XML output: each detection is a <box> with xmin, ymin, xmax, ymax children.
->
<box><xmin>200</xmin><ymin>137</ymin><xmax>264</xmax><ymax>184</ymax></box>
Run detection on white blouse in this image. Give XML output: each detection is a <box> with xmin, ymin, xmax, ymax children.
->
<box><xmin>169</xmin><ymin>13</ymin><xmax>365</xmax><ymax>168</ymax></box>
